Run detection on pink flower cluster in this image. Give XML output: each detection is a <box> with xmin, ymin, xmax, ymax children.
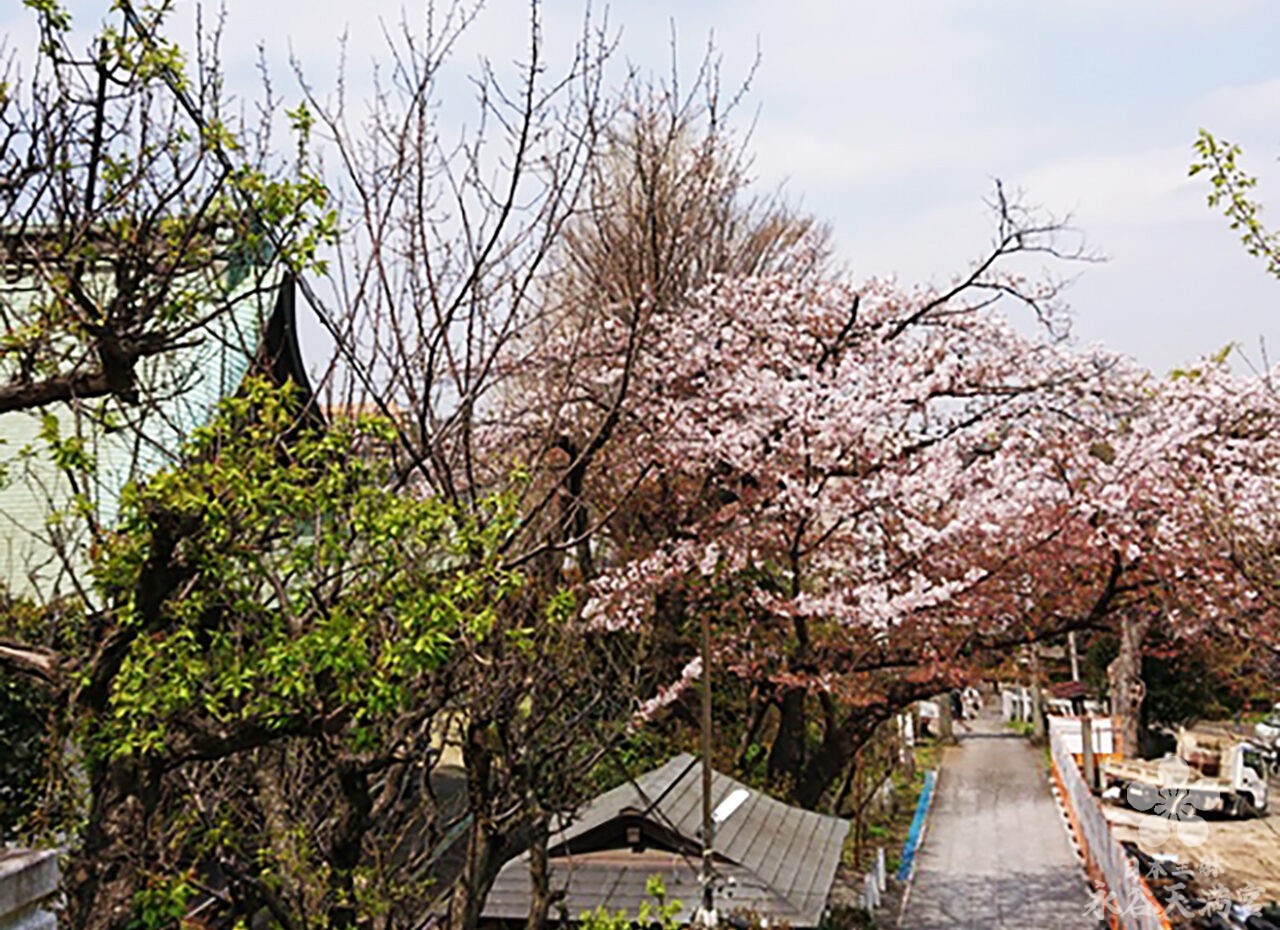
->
<box><xmin>512</xmin><ymin>265</ymin><xmax>1280</xmax><ymax>707</ymax></box>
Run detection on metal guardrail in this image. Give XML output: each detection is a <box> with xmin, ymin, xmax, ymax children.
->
<box><xmin>895</xmin><ymin>769</ymin><xmax>936</xmax><ymax>882</ymax></box>
<box><xmin>1049</xmin><ymin>732</ymin><xmax>1170</xmax><ymax>930</ymax></box>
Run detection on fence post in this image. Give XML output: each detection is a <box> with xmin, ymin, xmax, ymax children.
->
<box><xmin>1082</xmin><ymin>714</ymin><xmax>1096</xmax><ymax>792</ymax></box>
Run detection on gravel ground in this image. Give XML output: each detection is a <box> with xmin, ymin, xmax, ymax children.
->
<box><xmin>1103</xmin><ymin>798</ymin><xmax>1280</xmax><ymax>904</ymax></box>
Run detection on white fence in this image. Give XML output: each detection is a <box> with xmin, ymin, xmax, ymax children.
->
<box><xmin>1049</xmin><ymin>731</ymin><xmax>1169</xmax><ymax>930</ymax></box>
<box><xmin>859</xmin><ymin>847</ymin><xmax>887</xmax><ymax>912</ymax></box>
<box><xmin>1002</xmin><ymin>685</ymin><xmax>1106</xmax><ymax>723</ymax></box>
<box><xmin>0</xmin><ymin>849</ymin><xmax>58</xmax><ymax>930</ymax></box>
<box><xmin>1048</xmin><ymin>714</ymin><xmax>1116</xmax><ymax>757</ymax></box>
<box><xmin>1002</xmin><ymin>686</ymin><xmax>1034</xmax><ymax>722</ymax></box>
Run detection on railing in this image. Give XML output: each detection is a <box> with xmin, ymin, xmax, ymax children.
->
<box><xmin>1002</xmin><ymin>686</ymin><xmax>1034</xmax><ymax>722</ymax></box>
<box><xmin>1049</xmin><ymin>732</ymin><xmax>1170</xmax><ymax>930</ymax></box>
<box><xmin>894</xmin><ymin>769</ymin><xmax>936</xmax><ymax>882</ymax></box>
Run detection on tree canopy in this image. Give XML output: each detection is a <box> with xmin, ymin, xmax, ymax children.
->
<box><xmin>2</xmin><ymin>5</ymin><xmax>1280</xmax><ymax>930</ymax></box>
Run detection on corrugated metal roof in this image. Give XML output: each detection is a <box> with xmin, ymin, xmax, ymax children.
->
<box><xmin>482</xmin><ymin>754</ymin><xmax>850</xmax><ymax>926</ymax></box>
<box><xmin>483</xmin><ymin>853</ymin><xmax>801</xmax><ymax>924</ymax></box>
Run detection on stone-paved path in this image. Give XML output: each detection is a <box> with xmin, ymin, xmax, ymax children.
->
<box><xmin>898</xmin><ymin>713</ymin><xmax>1101</xmax><ymax>929</ymax></box>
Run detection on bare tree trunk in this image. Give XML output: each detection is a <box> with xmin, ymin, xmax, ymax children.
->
<box><xmin>735</xmin><ymin>690</ymin><xmax>771</xmax><ymax>770</ymax></box>
<box><xmin>795</xmin><ymin>725</ymin><xmax>856</xmax><ymax>810</ymax></box>
<box><xmin>832</xmin><ymin>750</ymin><xmax>859</xmax><ymax>816</ymax></box>
<box><xmin>767</xmin><ymin>688</ymin><xmax>808</xmax><ymax>786</ymax></box>
<box><xmin>1108</xmin><ymin>614</ymin><xmax>1152</xmax><ymax>758</ymax></box>
<box><xmin>851</xmin><ymin>747</ymin><xmax>865</xmax><ymax>868</ymax></box>
<box><xmin>67</xmin><ymin>759</ymin><xmax>155</xmax><ymax>930</ymax></box>
<box><xmin>1030</xmin><ymin>643</ymin><xmax>1046</xmax><ymax>745</ymax></box>
<box><xmin>524</xmin><ymin>812</ymin><xmax>552</xmax><ymax>930</ymax></box>
<box><xmin>448</xmin><ymin>818</ymin><xmax>500</xmax><ymax>930</ymax></box>
<box><xmin>793</xmin><ymin>697</ymin><xmax>886</xmax><ymax>810</ymax></box>
<box><xmin>329</xmin><ymin>763</ymin><xmax>371</xmax><ymax>930</ymax></box>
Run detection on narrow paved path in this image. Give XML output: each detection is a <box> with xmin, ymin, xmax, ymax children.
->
<box><xmin>899</xmin><ymin>713</ymin><xmax>1100</xmax><ymax>929</ymax></box>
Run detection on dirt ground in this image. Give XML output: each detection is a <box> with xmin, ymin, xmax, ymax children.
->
<box><xmin>1103</xmin><ymin>797</ymin><xmax>1280</xmax><ymax>904</ymax></box>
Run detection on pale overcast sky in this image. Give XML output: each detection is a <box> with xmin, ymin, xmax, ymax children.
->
<box><xmin>9</xmin><ymin>1</ymin><xmax>1280</xmax><ymax>373</ymax></box>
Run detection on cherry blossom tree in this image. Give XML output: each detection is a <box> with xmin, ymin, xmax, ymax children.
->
<box><xmin>1090</xmin><ymin>360</ymin><xmax>1280</xmax><ymax>752</ymax></box>
<box><xmin>507</xmin><ymin>189</ymin><xmax>1107</xmax><ymax>797</ymax></box>
<box><xmin>511</xmin><ymin>178</ymin><xmax>1280</xmax><ymax>800</ymax></box>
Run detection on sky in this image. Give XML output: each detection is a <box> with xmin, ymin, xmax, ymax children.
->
<box><xmin>8</xmin><ymin>1</ymin><xmax>1280</xmax><ymax>374</ymax></box>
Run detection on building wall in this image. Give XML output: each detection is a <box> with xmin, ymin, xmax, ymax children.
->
<box><xmin>0</xmin><ymin>270</ymin><xmax>286</xmax><ymax>601</ymax></box>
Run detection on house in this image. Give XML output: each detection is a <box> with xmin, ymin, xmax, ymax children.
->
<box><xmin>481</xmin><ymin>754</ymin><xmax>850</xmax><ymax>927</ymax></box>
<box><xmin>0</xmin><ymin>262</ymin><xmax>314</xmax><ymax>599</ymax></box>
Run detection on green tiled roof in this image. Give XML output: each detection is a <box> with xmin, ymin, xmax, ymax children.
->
<box><xmin>0</xmin><ymin>267</ymin><xmax>286</xmax><ymax>600</ymax></box>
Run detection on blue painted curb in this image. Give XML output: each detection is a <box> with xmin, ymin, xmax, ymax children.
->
<box><xmin>895</xmin><ymin>769</ymin><xmax>936</xmax><ymax>881</ymax></box>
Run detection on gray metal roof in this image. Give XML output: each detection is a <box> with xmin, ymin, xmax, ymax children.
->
<box><xmin>482</xmin><ymin>754</ymin><xmax>850</xmax><ymax>926</ymax></box>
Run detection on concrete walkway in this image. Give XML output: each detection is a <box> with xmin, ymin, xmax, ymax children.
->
<box><xmin>899</xmin><ymin>714</ymin><xmax>1101</xmax><ymax>929</ymax></box>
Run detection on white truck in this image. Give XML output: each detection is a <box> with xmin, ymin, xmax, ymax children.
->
<box><xmin>1101</xmin><ymin>727</ymin><xmax>1270</xmax><ymax>818</ymax></box>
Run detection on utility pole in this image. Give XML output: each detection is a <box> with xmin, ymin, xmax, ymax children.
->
<box><xmin>698</xmin><ymin>607</ymin><xmax>716</xmax><ymax>927</ymax></box>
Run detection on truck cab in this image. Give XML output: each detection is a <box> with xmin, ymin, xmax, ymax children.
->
<box><xmin>1255</xmin><ymin>704</ymin><xmax>1280</xmax><ymax>751</ymax></box>
<box><xmin>1231</xmin><ymin>743</ymin><xmax>1269</xmax><ymax>816</ymax></box>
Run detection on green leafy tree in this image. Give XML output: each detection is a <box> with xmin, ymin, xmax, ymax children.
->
<box><xmin>1</xmin><ymin>0</ymin><xmax>332</xmax><ymax>414</ymax></box>
<box><xmin>1190</xmin><ymin>129</ymin><xmax>1280</xmax><ymax>280</ymax></box>
<box><xmin>1</xmin><ymin>5</ymin><xmax>650</xmax><ymax>927</ymax></box>
<box><xmin>576</xmin><ymin>876</ymin><xmax>682</xmax><ymax>930</ymax></box>
<box><xmin>4</xmin><ymin>379</ymin><xmax>528</xmax><ymax>929</ymax></box>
